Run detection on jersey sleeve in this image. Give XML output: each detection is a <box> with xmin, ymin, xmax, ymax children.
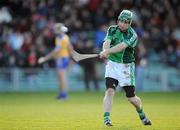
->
<box><xmin>123</xmin><ymin>31</ymin><xmax>138</xmax><ymax>48</ymax></box>
<box><xmin>104</xmin><ymin>26</ymin><xmax>116</xmax><ymax>42</ymax></box>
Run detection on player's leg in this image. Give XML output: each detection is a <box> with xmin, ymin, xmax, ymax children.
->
<box><xmin>103</xmin><ymin>77</ymin><xmax>118</xmax><ymax>126</ymax></box>
<box><xmin>56</xmin><ymin>69</ymin><xmax>68</xmax><ymax>99</ymax></box>
<box><xmin>123</xmin><ymin>86</ymin><xmax>152</xmax><ymax>125</ymax></box>
<box><xmin>83</xmin><ymin>66</ymin><xmax>90</xmax><ymax>91</ymax></box>
<box><xmin>56</xmin><ymin>58</ymin><xmax>69</xmax><ymax>100</ymax></box>
<box><xmin>92</xmin><ymin>65</ymin><xmax>99</xmax><ymax>91</ymax></box>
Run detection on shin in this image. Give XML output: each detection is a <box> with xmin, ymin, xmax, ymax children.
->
<box><xmin>103</xmin><ymin>88</ymin><xmax>115</xmax><ymax>113</ymax></box>
<box><xmin>127</xmin><ymin>96</ymin><xmax>142</xmax><ymax>111</ymax></box>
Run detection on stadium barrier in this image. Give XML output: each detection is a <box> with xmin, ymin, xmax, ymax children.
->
<box><xmin>0</xmin><ymin>64</ymin><xmax>179</xmax><ymax>92</ymax></box>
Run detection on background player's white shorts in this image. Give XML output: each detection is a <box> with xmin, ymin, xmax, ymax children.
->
<box><xmin>105</xmin><ymin>60</ymin><xmax>135</xmax><ymax>87</ymax></box>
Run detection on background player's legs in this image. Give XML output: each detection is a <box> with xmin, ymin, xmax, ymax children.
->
<box><xmin>55</xmin><ymin>58</ymin><xmax>69</xmax><ymax>100</ymax></box>
<box><xmin>92</xmin><ymin>75</ymin><xmax>99</xmax><ymax>91</ymax></box>
<box><xmin>123</xmin><ymin>86</ymin><xmax>152</xmax><ymax>125</ymax></box>
<box><xmin>92</xmin><ymin>65</ymin><xmax>99</xmax><ymax>91</ymax></box>
<box><xmin>84</xmin><ymin>68</ymin><xmax>90</xmax><ymax>91</ymax></box>
<box><xmin>57</xmin><ymin>69</ymin><xmax>68</xmax><ymax>100</ymax></box>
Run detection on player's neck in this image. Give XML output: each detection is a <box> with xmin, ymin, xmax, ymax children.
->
<box><xmin>119</xmin><ymin>28</ymin><xmax>128</xmax><ymax>33</ymax></box>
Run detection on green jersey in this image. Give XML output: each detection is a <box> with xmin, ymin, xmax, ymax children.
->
<box><xmin>104</xmin><ymin>25</ymin><xmax>138</xmax><ymax>63</ymax></box>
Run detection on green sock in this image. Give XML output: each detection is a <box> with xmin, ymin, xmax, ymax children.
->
<box><xmin>104</xmin><ymin>112</ymin><xmax>110</xmax><ymax>122</ymax></box>
<box><xmin>104</xmin><ymin>112</ymin><xmax>110</xmax><ymax>117</ymax></box>
<box><xmin>136</xmin><ymin>108</ymin><xmax>146</xmax><ymax>120</ymax></box>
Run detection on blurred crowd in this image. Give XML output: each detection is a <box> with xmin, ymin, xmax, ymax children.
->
<box><xmin>0</xmin><ymin>0</ymin><xmax>179</xmax><ymax>68</ymax></box>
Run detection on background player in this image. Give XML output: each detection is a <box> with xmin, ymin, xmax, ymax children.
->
<box><xmin>38</xmin><ymin>23</ymin><xmax>73</xmax><ymax>100</ymax></box>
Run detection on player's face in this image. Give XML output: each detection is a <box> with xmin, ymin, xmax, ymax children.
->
<box><xmin>117</xmin><ymin>19</ymin><xmax>130</xmax><ymax>31</ymax></box>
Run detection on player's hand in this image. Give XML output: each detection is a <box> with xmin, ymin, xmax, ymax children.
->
<box><xmin>99</xmin><ymin>50</ymin><xmax>109</xmax><ymax>59</ymax></box>
<box><xmin>38</xmin><ymin>57</ymin><xmax>46</xmax><ymax>64</ymax></box>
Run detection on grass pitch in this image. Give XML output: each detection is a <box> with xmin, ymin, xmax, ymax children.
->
<box><xmin>0</xmin><ymin>92</ymin><xmax>180</xmax><ymax>130</ymax></box>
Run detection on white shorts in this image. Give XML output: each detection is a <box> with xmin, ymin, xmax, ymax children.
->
<box><xmin>105</xmin><ymin>60</ymin><xmax>135</xmax><ymax>87</ymax></box>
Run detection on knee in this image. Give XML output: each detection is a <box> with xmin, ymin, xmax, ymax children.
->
<box><xmin>105</xmin><ymin>88</ymin><xmax>115</xmax><ymax>97</ymax></box>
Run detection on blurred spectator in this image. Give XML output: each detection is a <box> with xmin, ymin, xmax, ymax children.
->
<box><xmin>135</xmin><ymin>42</ymin><xmax>147</xmax><ymax>91</ymax></box>
<box><xmin>28</xmin><ymin>49</ymin><xmax>37</xmax><ymax>68</ymax></box>
<box><xmin>0</xmin><ymin>0</ymin><xmax>179</xmax><ymax>69</ymax></box>
<box><xmin>8</xmin><ymin>30</ymin><xmax>24</xmax><ymax>51</ymax></box>
<box><xmin>95</xmin><ymin>23</ymin><xmax>107</xmax><ymax>51</ymax></box>
<box><xmin>177</xmin><ymin>45</ymin><xmax>180</xmax><ymax>68</ymax></box>
<box><xmin>166</xmin><ymin>45</ymin><xmax>177</xmax><ymax>67</ymax></box>
<box><xmin>75</xmin><ymin>39</ymin><xmax>99</xmax><ymax>91</ymax></box>
<box><xmin>0</xmin><ymin>7</ymin><xmax>12</xmax><ymax>23</ymax></box>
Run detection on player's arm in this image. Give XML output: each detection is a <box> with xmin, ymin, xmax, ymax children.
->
<box><xmin>100</xmin><ymin>26</ymin><xmax>114</xmax><ymax>58</ymax></box>
<box><xmin>102</xmin><ymin>39</ymin><xmax>111</xmax><ymax>51</ymax></box>
<box><xmin>100</xmin><ymin>39</ymin><xmax>111</xmax><ymax>59</ymax></box>
<box><xmin>100</xmin><ymin>31</ymin><xmax>137</xmax><ymax>58</ymax></box>
<box><xmin>102</xmin><ymin>25</ymin><xmax>114</xmax><ymax>51</ymax></box>
<box><xmin>38</xmin><ymin>46</ymin><xmax>60</xmax><ymax>64</ymax></box>
<box><xmin>105</xmin><ymin>42</ymin><xmax>128</xmax><ymax>54</ymax></box>
<box><xmin>100</xmin><ymin>42</ymin><xmax>128</xmax><ymax>58</ymax></box>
